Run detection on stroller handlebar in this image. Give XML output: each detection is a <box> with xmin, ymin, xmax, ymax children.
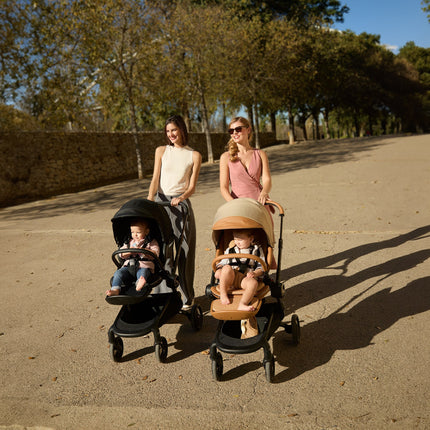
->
<box><xmin>265</xmin><ymin>199</ymin><xmax>284</xmax><ymax>215</ymax></box>
<box><xmin>111</xmin><ymin>247</ymin><xmax>164</xmax><ymax>269</ymax></box>
<box><xmin>156</xmin><ymin>200</ymin><xmax>189</xmax><ymax>215</ymax></box>
<box><xmin>211</xmin><ymin>253</ymin><xmax>268</xmax><ymax>274</ymax></box>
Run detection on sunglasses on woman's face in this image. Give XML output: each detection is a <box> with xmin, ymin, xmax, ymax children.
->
<box><xmin>228</xmin><ymin>125</ymin><xmax>248</xmax><ymax>135</ymax></box>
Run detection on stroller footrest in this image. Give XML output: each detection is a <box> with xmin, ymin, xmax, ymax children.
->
<box><xmin>210</xmin><ymin>295</ymin><xmax>262</xmax><ymax>320</ymax></box>
<box><xmin>210</xmin><ymin>283</ymin><xmax>270</xmax><ymax>300</ymax></box>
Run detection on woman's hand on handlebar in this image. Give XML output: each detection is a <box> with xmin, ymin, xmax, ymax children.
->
<box><xmin>171</xmin><ymin>196</ymin><xmax>185</xmax><ymax>206</ymax></box>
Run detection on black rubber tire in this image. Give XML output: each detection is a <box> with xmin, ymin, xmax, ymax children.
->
<box><xmin>212</xmin><ymin>352</ymin><xmax>223</xmax><ymax>381</ymax></box>
<box><xmin>264</xmin><ymin>356</ymin><xmax>275</xmax><ymax>383</ymax></box>
<box><xmin>291</xmin><ymin>314</ymin><xmax>301</xmax><ymax>345</ymax></box>
<box><xmin>190</xmin><ymin>305</ymin><xmax>203</xmax><ymax>331</ymax></box>
<box><xmin>109</xmin><ymin>336</ymin><xmax>124</xmax><ymax>362</ymax></box>
<box><xmin>155</xmin><ymin>336</ymin><xmax>168</xmax><ymax>363</ymax></box>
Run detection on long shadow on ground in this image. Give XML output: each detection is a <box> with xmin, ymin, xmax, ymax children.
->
<box><xmin>270</xmin><ymin>225</ymin><xmax>430</xmax><ymax>383</ymax></box>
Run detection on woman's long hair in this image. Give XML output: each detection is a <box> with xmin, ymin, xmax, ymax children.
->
<box><xmin>165</xmin><ymin>115</ymin><xmax>189</xmax><ymax>147</ymax></box>
<box><xmin>227</xmin><ymin>116</ymin><xmax>253</xmax><ymax>161</ymax></box>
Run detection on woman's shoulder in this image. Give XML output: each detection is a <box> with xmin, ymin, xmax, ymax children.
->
<box><xmin>155</xmin><ymin>145</ymin><xmax>168</xmax><ymax>156</ymax></box>
<box><xmin>220</xmin><ymin>151</ymin><xmax>230</xmax><ymax>162</ymax></box>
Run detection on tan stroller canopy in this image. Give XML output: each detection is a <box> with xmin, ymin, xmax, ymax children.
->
<box><xmin>212</xmin><ymin>198</ymin><xmax>275</xmax><ymax>248</ymax></box>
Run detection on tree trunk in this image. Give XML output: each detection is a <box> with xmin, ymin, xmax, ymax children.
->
<box><xmin>323</xmin><ymin>108</ymin><xmax>331</xmax><ymax>139</ymax></box>
<box><xmin>312</xmin><ymin>109</ymin><xmax>321</xmax><ymax>140</ymax></box>
<box><xmin>222</xmin><ymin>103</ymin><xmax>227</xmax><ymax>133</ymax></box>
<box><xmin>127</xmin><ymin>89</ymin><xmax>143</xmax><ymax>179</ymax></box>
<box><xmin>253</xmin><ymin>105</ymin><xmax>260</xmax><ymax>149</ymax></box>
<box><xmin>367</xmin><ymin>113</ymin><xmax>373</xmax><ymax>136</ymax></box>
<box><xmin>288</xmin><ymin>108</ymin><xmax>295</xmax><ymax>144</ymax></box>
<box><xmin>270</xmin><ymin>112</ymin><xmax>276</xmax><ymax>136</ymax></box>
<box><xmin>196</xmin><ymin>69</ymin><xmax>213</xmax><ymax>163</ymax></box>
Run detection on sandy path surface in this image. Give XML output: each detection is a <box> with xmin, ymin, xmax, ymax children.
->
<box><xmin>0</xmin><ymin>134</ymin><xmax>429</xmax><ymax>429</ymax></box>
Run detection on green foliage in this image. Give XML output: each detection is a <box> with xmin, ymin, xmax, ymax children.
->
<box><xmin>1</xmin><ymin>0</ymin><xmax>428</xmax><ymax>135</ymax></box>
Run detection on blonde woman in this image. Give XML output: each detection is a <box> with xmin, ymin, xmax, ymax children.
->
<box><xmin>219</xmin><ymin>116</ymin><xmax>272</xmax><ymax>205</ymax></box>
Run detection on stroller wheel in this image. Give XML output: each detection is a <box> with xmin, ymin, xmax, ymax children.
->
<box><xmin>212</xmin><ymin>351</ymin><xmax>223</xmax><ymax>381</ymax></box>
<box><xmin>190</xmin><ymin>305</ymin><xmax>203</xmax><ymax>331</ymax></box>
<box><xmin>109</xmin><ymin>336</ymin><xmax>124</xmax><ymax>362</ymax></box>
<box><xmin>155</xmin><ymin>336</ymin><xmax>168</xmax><ymax>363</ymax></box>
<box><xmin>264</xmin><ymin>355</ymin><xmax>275</xmax><ymax>383</ymax></box>
<box><xmin>291</xmin><ymin>314</ymin><xmax>301</xmax><ymax>345</ymax></box>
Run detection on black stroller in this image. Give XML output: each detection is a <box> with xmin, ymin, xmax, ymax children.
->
<box><xmin>106</xmin><ymin>198</ymin><xmax>203</xmax><ymax>363</ymax></box>
<box><xmin>205</xmin><ymin>198</ymin><xmax>300</xmax><ymax>382</ymax></box>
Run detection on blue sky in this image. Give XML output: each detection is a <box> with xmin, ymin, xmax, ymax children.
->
<box><xmin>334</xmin><ymin>0</ymin><xmax>429</xmax><ymax>53</ymax></box>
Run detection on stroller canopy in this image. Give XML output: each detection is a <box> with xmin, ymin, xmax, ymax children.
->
<box><xmin>111</xmin><ymin>198</ymin><xmax>174</xmax><ymax>249</ymax></box>
<box><xmin>212</xmin><ymin>198</ymin><xmax>275</xmax><ymax>247</ymax></box>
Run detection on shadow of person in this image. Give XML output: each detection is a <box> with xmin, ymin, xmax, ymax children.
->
<box><xmin>272</xmin><ymin>276</ymin><xmax>430</xmax><ymax>383</ymax></box>
<box><xmin>281</xmin><ymin>232</ymin><xmax>430</xmax><ymax>315</ymax></box>
<box><xmin>283</xmin><ymin>225</ymin><xmax>430</xmax><ymax>281</ymax></box>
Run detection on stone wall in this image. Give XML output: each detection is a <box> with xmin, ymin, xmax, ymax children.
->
<box><xmin>0</xmin><ymin>131</ymin><xmax>276</xmax><ymax>207</ymax></box>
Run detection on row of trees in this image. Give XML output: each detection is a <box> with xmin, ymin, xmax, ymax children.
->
<box><xmin>1</xmin><ymin>0</ymin><xmax>429</xmax><ymax>171</ymax></box>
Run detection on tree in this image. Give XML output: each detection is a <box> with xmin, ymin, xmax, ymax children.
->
<box><xmin>67</xmin><ymin>0</ymin><xmax>163</xmax><ymax>177</ymax></box>
<box><xmin>422</xmin><ymin>0</ymin><xmax>430</xmax><ymax>22</ymax></box>
<box><xmin>157</xmin><ymin>1</ymin><xmax>232</xmax><ymax>162</ymax></box>
<box><xmin>0</xmin><ymin>1</ymin><xmax>30</xmax><ymax>104</ymax></box>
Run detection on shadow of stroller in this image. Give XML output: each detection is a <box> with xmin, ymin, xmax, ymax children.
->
<box><xmin>273</xmin><ymin>274</ymin><xmax>430</xmax><ymax>383</ymax></box>
<box><xmin>281</xmin><ymin>225</ymin><xmax>430</xmax><ymax>315</ymax></box>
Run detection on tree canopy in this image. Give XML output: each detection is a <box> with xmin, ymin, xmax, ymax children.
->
<box><xmin>1</xmin><ymin>0</ymin><xmax>428</xmax><ymax>145</ymax></box>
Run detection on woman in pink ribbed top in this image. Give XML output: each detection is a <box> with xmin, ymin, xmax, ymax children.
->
<box><xmin>219</xmin><ymin>116</ymin><xmax>272</xmax><ymax>205</ymax></box>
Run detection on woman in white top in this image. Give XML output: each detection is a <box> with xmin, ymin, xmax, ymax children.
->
<box><xmin>147</xmin><ymin>115</ymin><xmax>202</xmax><ymax>308</ymax></box>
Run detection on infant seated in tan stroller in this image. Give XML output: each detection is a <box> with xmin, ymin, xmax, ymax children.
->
<box><xmin>206</xmin><ymin>198</ymin><xmax>300</xmax><ymax>382</ymax></box>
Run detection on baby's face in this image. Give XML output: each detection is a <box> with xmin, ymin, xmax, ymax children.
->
<box><xmin>233</xmin><ymin>232</ymin><xmax>253</xmax><ymax>249</ymax></box>
<box><xmin>130</xmin><ymin>224</ymin><xmax>148</xmax><ymax>242</ymax></box>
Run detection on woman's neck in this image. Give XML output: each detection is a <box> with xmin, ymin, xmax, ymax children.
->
<box><xmin>237</xmin><ymin>143</ymin><xmax>252</xmax><ymax>153</ymax></box>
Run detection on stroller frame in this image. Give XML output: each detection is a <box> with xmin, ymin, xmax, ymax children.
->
<box><xmin>106</xmin><ymin>198</ymin><xmax>203</xmax><ymax>363</ymax></box>
<box><xmin>206</xmin><ymin>199</ymin><xmax>300</xmax><ymax>382</ymax></box>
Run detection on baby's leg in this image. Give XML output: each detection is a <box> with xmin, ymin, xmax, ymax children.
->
<box><xmin>107</xmin><ymin>267</ymin><xmax>129</xmax><ymax>295</ymax></box>
<box><xmin>237</xmin><ymin>277</ymin><xmax>258</xmax><ymax>311</ymax></box>
<box><xmin>136</xmin><ymin>276</ymin><xmax>146</xmax><ymax>291</ymax></box>
<box><xmin>106</xmin><ymin>287</ymin><xmax>121</xmax><ymax>296</ymax></box>
<box><xmin>218</xmin><ymin>265</ymin><xmax>235</xmax><ymax>305</ymax></box>
<box><xmin>136</xmin><ymin>268</ymin><xmax>150</xmax><ymax>291</ymax></box>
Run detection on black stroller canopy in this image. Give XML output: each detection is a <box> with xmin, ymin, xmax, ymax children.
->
<box><xmin>111</xmin><ymin>198</ymin><xmax>174</xmax><ymax>248</ymax></box>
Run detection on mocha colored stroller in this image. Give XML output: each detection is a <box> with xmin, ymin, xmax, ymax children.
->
<box><xmin>106</xmin><ymin>198</ymin><xmax>203</xmax><ymax>363</ymax></box>
<box><xmin>205</xmin><ymin>198</ymin><xmax>300</xmax><ymax>382</ymax></box>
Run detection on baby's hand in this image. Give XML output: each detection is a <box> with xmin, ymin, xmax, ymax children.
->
<box><xmin>246</xmin><ymin>271</ymin><xmax>256</xmax><ymax>278</ymax></box>
<box><xmin>121</xmin><ymin>252</ymin><xmax>132</xmax><ymax>259</ymax></box>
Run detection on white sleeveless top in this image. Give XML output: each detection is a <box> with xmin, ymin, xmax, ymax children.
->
<box><xmin>159</xmin><ymin>145</ymin><xmax>194</xmax><ymax>196</ymax></box>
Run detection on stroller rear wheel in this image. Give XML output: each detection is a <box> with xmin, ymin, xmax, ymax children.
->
<box><xmin>109</xmin><ymin>336</ymin><xmax>124</xmax><ymax>362</ymax></box>
<box><xmin>291</xmin><ymin>314</ymin><xmax>300</xmax><ymax>345</ymax></box>
<box><xmin>211</xmin><ymin>352</ymin><xmax>223</xmax><ymax>381</ymax></box>
<box><xmin>190</xmin><ymin>305</ymin><xmax>203</xmax><ymax>331</ymax></box>
<box><xmin>264</xmin><ymin>355</ymin><xmax>275</xmax><ymax>383</ymax></box>
<box><xmin>155</xmin><ymin>336</ymin><xmax>168</xmax><ymax>363</ymax></box>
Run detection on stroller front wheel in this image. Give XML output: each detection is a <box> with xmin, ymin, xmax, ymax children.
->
<box><xmin>155</xmin><ymin>336</ymin><xmax>168</xmax><ymax>363</ymax></box>
<box><xmin>109</xmin><ymin>336</ymin><xmax>124</xmax><ymax>362</ymax></box>
<box><xmin>264</xmin><ymin>355</ymin><xmax>275</xmax><ymax>383</ymax></box>
<box><xmin>190</xmin><ymin>305</ymin><xmax>203</xmax><ymax>331</ymax></box>
<box><xmin>211</xmin><ymin>351</ymin><xmax>223</xmax><ymax>381</ymax></box>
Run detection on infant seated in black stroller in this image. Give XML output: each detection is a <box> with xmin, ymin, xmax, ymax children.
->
<box><xmin>105</xmin><ymin>198</ymin><xmax>203</xmax><ymax>363</ymax></box>
<box><xmin>106</xmin><ymin>217</ymin><xmax>160</xmax><ymax>297</ymax></box>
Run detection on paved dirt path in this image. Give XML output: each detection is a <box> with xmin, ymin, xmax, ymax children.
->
<box><xmin>1</xmin><ymin>134</ymin><xmax>429</xmax><ymax>429</ymax></box>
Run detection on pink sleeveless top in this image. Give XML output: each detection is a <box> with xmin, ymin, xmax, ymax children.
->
<box><xmin>228</xmin><ymin>149</ymin><xmax>262</xmax><ymax>199</ymax></box>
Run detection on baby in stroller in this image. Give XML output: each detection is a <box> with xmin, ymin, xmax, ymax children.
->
<box><xmin>206</xmin><ymin>198</ymin><xmax>300</xmax><ymax>382</ymax></box>
<box><xmin>105</xmin><ymin>198</ymin><xmax>203</xmax><ymax>363</ymax></box>
<box><xmin>106</xmin><ymin>218</ymin><xmax>160</xmax><ymax>296</ymax></box>
<box><xmin>215</xmin><ymin>228</ymin><xmax>265</xmax><ymax>312</ymax></box>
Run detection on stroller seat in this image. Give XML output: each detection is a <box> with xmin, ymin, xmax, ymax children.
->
<box><xmin>209</xmin><ymin>282</ymin><xmax>270</xmax><ymax>320</ymax></box>
<box><xmin>206</xmin><ymin>198</ymin><xmax>301</xmax><ymax>382</ymax></box>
